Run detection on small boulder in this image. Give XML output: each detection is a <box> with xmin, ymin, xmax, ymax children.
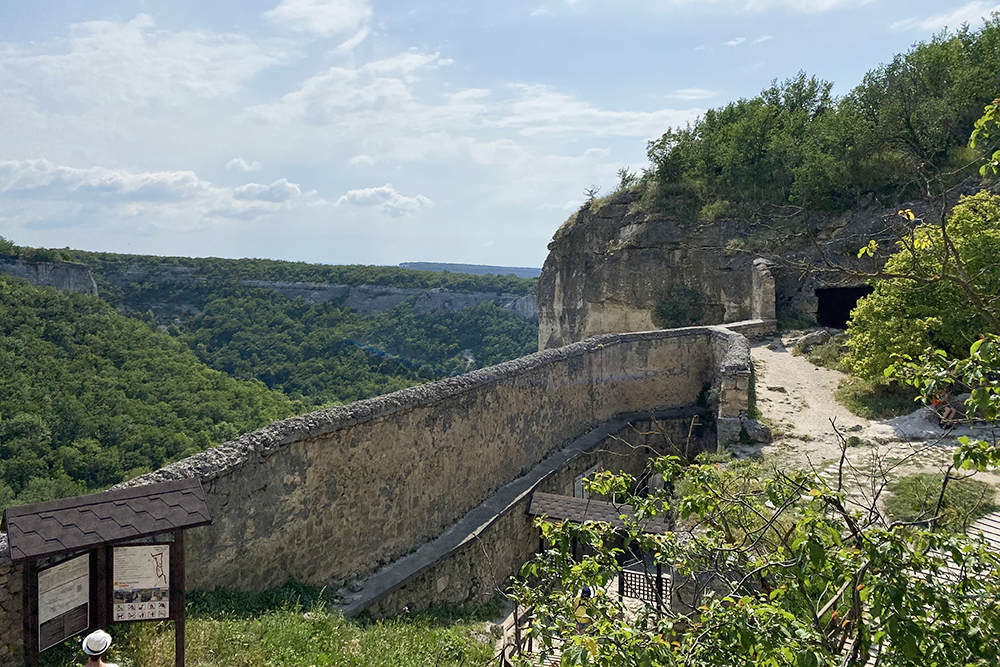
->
<box><xmin>740</xmin><ymin>416</ymin><xmax>772</xmax><ymax>444</ymax></box>
<box><xmin>798</xmin><ymin>330</ymin><xmax>831</xmax><ymax>348</ymax></box>
<box><xmin>347</xmin><ymin>578</ymin><xmax>365</xmax><ymax>593</ymax></box>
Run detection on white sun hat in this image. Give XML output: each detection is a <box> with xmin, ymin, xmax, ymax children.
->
<box><xmin>82</xmin><ymin>630</ymin><xmax>112</xmax><ymax>656</ymax></box>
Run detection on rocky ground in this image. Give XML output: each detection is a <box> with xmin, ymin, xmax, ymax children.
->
<box><xmin>750</xmin><ymin>331</ymin><xmax>1000</xmax><ymax>501</ymax></box>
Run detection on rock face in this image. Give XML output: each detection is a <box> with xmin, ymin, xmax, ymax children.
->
<box><xmin>242</xmin><ymin>280</ymin><xmax>537</xmax><ymax>321</ymax></box>
<box><xmin>538</xmin><ymin>191</ymin><xmax>765</xmax><ymax>350</ymax></box>
<box><xmin>535</xmin><ymin>186</ymin><xmax>945</xmax><ymax>350</ymax></box>
<box><xmin>0</xmin><ymin>259</ymin><xmax>98</xmax><ymax>296</ymax></box>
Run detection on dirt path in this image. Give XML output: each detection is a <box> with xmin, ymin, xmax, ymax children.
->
<box><xmin>749</xmin><ymin>333</ymin><xmax>1000</xmax><ymax>493</ymax></box>
<box><xmin>751</xmin><ymin>335</ymin><xmax>895</xmax><ymax>470</ymax></box>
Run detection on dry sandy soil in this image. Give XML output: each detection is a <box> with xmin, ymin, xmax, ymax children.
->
<box><xmin>750</xmin><ymin>332</ymin><xmax>1000</xmax><ymax>499</ymax></box>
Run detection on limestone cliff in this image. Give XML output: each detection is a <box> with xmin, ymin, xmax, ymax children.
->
<box><xmin>0</xmin><ymin>258</ymin><xmax>98</xmax><ymax>296</ymax></box>
<box><xmin>536</xmin><ymin>188</ymin><xmax>952</xmax><ymax>350</ymax></box>
<box><xmin>538</xmin><ymin>191</ymin><xmax>763</xmax><ymax>349</ymax></box>
<box><xmin>241</xmin><ymin>280</ymin><xmax>537</xmax><ymax>321</ymax></box>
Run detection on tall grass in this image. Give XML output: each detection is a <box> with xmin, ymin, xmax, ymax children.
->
<box><xmin>40</xmin><ymin>585</ymin><xmax>498</xmax><ymax>667</ymax></box>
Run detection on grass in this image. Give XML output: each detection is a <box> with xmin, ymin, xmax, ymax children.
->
<box><xmin>885</xmin><ymin>473</ymin><xmax>999</xmax><ymax>532</ymax></box>
<box><xmin>40</xmin><ymin>585</ymin><xmax>498</xmax><ymax>667</ymax></box>
<box><xmin>834</xmin><ymin>376</ymin><xmax>919</xmax><ymax>420</ymax></box>
<box><xmin>797</xmin><ymin>335</ymin><xmax>850</xmax><ymax>372</ymax></box>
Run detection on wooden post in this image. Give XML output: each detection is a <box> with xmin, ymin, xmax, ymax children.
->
<box><xmin>171</xmin><ymin>531</ymin><xmax>186</xmax><ymax>667</ymax></box>
<box><xmin>23</xmin><ymin>560</ymin><xmax>39</xmax><ymax>667</ymax></box>
<box><xmin>93</xmin><ymin>546</ymin><xmax>109</xmax><ymax>631</ymax></box>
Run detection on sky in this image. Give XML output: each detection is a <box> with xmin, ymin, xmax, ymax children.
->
<box><xmin>1</xmin><ymin>1</ymin><xmax>998</xmax><ymax>268</ymax></box>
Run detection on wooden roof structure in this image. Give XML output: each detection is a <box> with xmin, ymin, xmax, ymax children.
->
<box><xmin>526</xmin><ymin>492</ymin><xmax>670</xmax><ymax>535</ymax></box>
<box><xmin>1</xmin><ymin>478</ymin><xmax>211</xmax><ymax>562</ymax></box>
<box><xmin>969</xmin><ymin>511</ymin><xmax>1000</xmax><ymax>551</ymax></box>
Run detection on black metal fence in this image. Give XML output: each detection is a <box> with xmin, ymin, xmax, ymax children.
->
<box><xmin>618</xmin><ymin>562</ymin><xmax>668</xmax><ymax>611</ymax></box>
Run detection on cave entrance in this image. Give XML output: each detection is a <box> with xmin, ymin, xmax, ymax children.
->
<box><xmin>815</xmin><ymin>286</ymin><xmax>873</xmax><ymax>328</ymax></box>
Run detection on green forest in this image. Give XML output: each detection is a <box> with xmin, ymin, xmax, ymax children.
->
<box><xmin>0</xmin><ymin>275</ymin><xmax>298</xmax><ymax>514</ymax></box>
<box><xmin>0</xmin><ymin>243</ymin><xmax>539</xmax><ymax>514</ymax></box>
<box><xmin>639</xmin><ymin>18</ymin><xmax>1000</xmax><ymax>220</ymax></box>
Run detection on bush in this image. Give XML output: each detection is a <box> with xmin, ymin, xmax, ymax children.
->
<box><xmin>652</xmin><ymin>287</ymin><xmax>709</xmax><ymax>329</ymax></box>
<box><xmin>847</xmin><ymin>192</ymin><xmax>1000</xmax><ymax>379</ymax></box>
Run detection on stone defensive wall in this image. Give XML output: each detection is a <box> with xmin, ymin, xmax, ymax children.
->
<box><xmin>0</xmin><ymin>320</ymin><xmax>772</xmax><ymax>665</ymax></box>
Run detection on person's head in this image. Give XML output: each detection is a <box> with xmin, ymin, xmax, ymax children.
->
<box><xmin>82</xmin><ymin>630</ymin><xmax>112</xmax><ymax>662</ymax></box>
<box><xmin>581</xmin><ymin>586</ymin><xmax>592</xmax><ymax>599</ymax></box>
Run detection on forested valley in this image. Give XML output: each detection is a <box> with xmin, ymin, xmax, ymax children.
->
<box><xmin>0</xmin><ymin>242</ymin><xmax>538</xmax><ymax>513</ymax></box>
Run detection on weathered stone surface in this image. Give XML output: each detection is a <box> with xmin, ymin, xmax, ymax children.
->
<box><xmin>535</xmin><ymin>190</ymin><xmax>949</xmax><ymax>349</ymax></box>
<box><xmin>0</xmin><ymin>259</ymin><xmax>98</xmax><ymax>295</ymax></box>
<box><xmin>538</xmin><ymin>192</ymin><xmax>757</xmax><ymax>349</ymax></box>
<box><xmin>740</xmin><ymin>416</ymin><xmax>773</xmax><ymax>444</ymax></box>
<box><xmin>1</xmin><ymin>324</ymin><xmax>758</xmax><ymax>662</ymax></box>
<box><xmin>798</xmin><ymin>330</ymin><xmax>832</xmax><ymax>348</ymax></box>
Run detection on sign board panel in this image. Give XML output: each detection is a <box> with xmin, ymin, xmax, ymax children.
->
<box><xmin>113</xmin><ymin>545</ymin><xmax>170</xmax><ymax>621</ymax></box>
<box><xmin>38</xmin><ymin>554</ymin><xmax>90</xmax><ymax>651</ymax></box>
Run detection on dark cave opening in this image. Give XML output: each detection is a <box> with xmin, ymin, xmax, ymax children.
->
<box><xmin>815</xmin><ymin>286</ymin><xmax>874</xmax><ymax>329</ymax></box>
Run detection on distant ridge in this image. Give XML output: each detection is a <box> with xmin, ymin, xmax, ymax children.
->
<box><xmin>399</xmin><ymin>262</ymin><xmax>541</xmax><ymax>279</ymax></box>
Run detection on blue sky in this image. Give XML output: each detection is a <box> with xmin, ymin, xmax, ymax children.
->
<box><xmin>1</xmin><ymin>0</ymin><xmax>998</xmax><ymax>268</ymax></box>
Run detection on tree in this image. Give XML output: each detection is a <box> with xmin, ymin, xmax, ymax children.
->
<box><xmin>509</xmin><ymin>442</ymin><xmax>1000</xmax><ymax>667</ymax></box>
<box><xmin>847</xmin><ymin>192</ymin><xmax>1000</xmax><ymax>380</ymax></box>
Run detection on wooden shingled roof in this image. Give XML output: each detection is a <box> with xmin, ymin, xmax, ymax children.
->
<box><xmin>526</xmin><ymin>492</ymin><xmax>670</xmax><ymax>535</ymax></box>
<box><xmin>1</xmin><ymin>478</ymin><xmax>211</xmax><ymax>562</ymax></box>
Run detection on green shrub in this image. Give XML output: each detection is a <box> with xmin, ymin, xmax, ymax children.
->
<box><xmin>652</xmin><ymin>287</ymin><xmax>708</xmax><ymax>329</ymax></box>
<box><xmin>834</xmin><ymin>377</ymin><xmax>919</xmax><ymax>419</ymax></box>
<box><xmin>847</xmin><ymin>192</ymin><xmax>1000</xmax><ymax>380</ymax></box>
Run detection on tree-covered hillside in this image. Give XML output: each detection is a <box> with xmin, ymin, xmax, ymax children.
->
<box><xmin>641</xmin><ymin>19</ymin><xmax>1000</xmax><ymax>220</ymax></box>
<box><xmin>61</xmin><ymin>249</ymin><xmax>539</xmax><ymax>409</ymax></box>
<box><xmin>0</xmin><ymin>243</ymin><xmax>539</xmax><ymax>514</ymax></box>
<box><xmin>0</xmin><ymin>275</ymin><xmax>298</xmax><ymax>514</ymax></box>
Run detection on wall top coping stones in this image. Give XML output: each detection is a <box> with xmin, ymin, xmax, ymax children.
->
<box><xmin>116</xmin><ymin>325</ymin><xmax>746</xmax><ymax>491</ymax></box>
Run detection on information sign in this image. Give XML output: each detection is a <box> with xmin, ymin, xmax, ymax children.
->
<box><xmin>113</xmin><ymin>545</ymin><xmax>170</xmax><ymax>621</ymax></box>
<box><xmin>37</xmin><ymin>554</ymin><xmax>90</xmax><ymax>651</ymax></box>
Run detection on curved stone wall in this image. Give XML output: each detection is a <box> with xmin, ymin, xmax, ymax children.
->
<box><xmin>1</xmin><ymin>322</ymin><xmax>766</xmax><ymax>664</ymax></box>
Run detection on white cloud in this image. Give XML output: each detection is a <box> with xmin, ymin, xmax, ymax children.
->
<box><xmin>0</xmin><ymin>159</ymin><xmax>307</xmax><ymax>230</ymax></box>
<box><xmin>331</xmin><ymin>26</ymin><xmax>371</xmax><ymax>55</ymax></box>
<box><xmin>227</xmin><ymin>157</ymin><xmax>263</xmax><ymax>172</ymax></box>
<box><xmin>241</xmin><ymin>52</ymin><xmax>456</xmax><ymax>125</ymax></box>
<box><xmin>891</xmin><ymin>1</ymin><xmax>1000</xmax><ymax>31</ymax></box>
<box><xmin>349</xmin><ymin>155</ymin><xmax>377</xmax><ymax>165</ymax></box>
<box><xmin>264</xmin><ymin>0</ymin><xmax>372</xmax><ymax>36</ymax></box>
<box><xmin>752</xmin><ymin>35</ymin><xmax>773</xmax><ymax>44</ymax></box>
<box><xmin>0</xmin><ymin>15</ymin><xmax>286</xmax><ymax>111</ymax></box>
<box><xmin>233</xmin><ymin>178</ymin><xmax>303</xmax><ymax>202</ymax></box>
<box><xmin>0</xmin><ymin>159</ymin><xmax>209</xmax><ymax>201</ymax></box>
<box><xmin>737</xmin><ymin>0</ymin><xmax>873</xmax><ymax>10</ymax></box>
<box><xmin>498</xmin><ymin>85</ymin><xmax>701</xmax><ymax>137</ymax></box>
<box><xmin>725</xmin><ymin>37</ymin><xmax>746</xmax><ymax>46</ymax></box>
<box><xmin>336</xmin><ymin>183</ymin><xmax>432</xmax><ymax>217</ymax></box>
<box><xmin>669</xmin><ymin>88</ymin><xmax>718</xmax><ymax>100</ymax></box>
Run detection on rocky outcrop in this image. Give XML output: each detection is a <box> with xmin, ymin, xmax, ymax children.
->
<box><xmin>0</xmin><ymin>259</ymin><xmax>98</xmax><ymax>296</ymax></box>
<box><xmin>538</xmin><ymin>191</ymin><xmax>761</xmax><ymax>349</ymax></box>
<box><xmin>241</xmin><ymin>280</ymin><xmax>537</xmax><ymax>320</ymax></box>
<box><xmin>535</xmin><ymin>187</ymin><xmax>953</xmax><ymax>350</ymax></box>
